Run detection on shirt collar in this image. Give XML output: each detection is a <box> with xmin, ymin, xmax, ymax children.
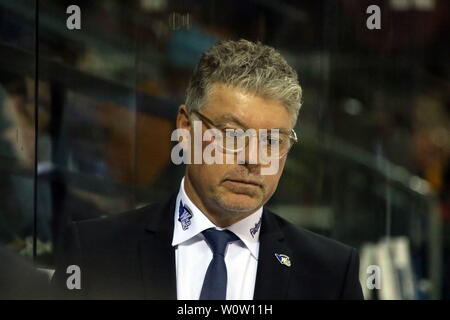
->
<box><xmin>171</xmin><ymin>177</ymin><xmax>263</xmax><ymax>259</ymax></box>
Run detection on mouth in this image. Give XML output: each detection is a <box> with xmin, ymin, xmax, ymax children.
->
<box><xmin>224</xmin><ymin>178</ymin><xmax>262</xmax><ymax>188</ymax></box>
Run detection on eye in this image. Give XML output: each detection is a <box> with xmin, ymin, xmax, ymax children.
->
<box><xmin>267</xmin><ymin>137</ymin><xmax>280</xmax><ymax>146</ymax></box>
<box><xmin>261</xmin><ymin>134</ymin><xmax>281</xmax><ymax>145</ymax></box>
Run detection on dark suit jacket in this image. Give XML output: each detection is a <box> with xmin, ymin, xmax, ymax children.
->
<box><xmin>53</xmin><ymin>193</ymin><xmax>364</xmax><ymax>300</ymax></box>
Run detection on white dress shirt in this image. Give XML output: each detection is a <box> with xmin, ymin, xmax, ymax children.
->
<box><xmin>172</xmin><ymin>177</ymin><xmax>263</xmax><ymax>300</ymax></box>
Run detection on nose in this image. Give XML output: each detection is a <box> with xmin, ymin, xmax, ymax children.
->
<box><xmin>235</xmin><ymin>134</ymin><xmax>262</xmax><ymax>167</ymax></box>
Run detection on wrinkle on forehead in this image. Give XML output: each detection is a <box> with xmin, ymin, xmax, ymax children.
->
<box><xmin>203</xmin><ymin>83</ymin><xmax>293</xmax><ymax>131</ymax></box>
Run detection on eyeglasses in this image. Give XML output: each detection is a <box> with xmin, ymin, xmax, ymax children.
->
<box><xmin>189</xmin><ymin>110</ymin><xmax>298</xmax><ymax>159</ymax></box>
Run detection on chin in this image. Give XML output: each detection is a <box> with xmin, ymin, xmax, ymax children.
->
<box><xmin>215</xmin><ymin>193</ymin><xmax>262</xmax><ymax>213</ymax></box>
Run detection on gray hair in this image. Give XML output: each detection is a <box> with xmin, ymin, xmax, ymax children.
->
<box><xmin>185</xmin><ymin>39</ymin><xmax>303</xmax><ymax>124</ymax></box>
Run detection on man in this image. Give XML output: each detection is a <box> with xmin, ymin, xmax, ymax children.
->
<box><xmin>53</xmin><ymin>39</ymin><xmax>363</xmax><ymax>300</ymax></box>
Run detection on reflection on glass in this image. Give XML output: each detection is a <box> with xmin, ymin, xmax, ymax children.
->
<box><xmin>0</xmin><ymin>0</ymin><xmax>447</xmax><ymax>300</ymax></box>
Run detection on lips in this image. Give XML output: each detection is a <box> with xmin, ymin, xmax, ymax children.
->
<box><xmin>225</xmin><ymin>178</ymin><xmax>262</xmax><ymax>187</ymax></box>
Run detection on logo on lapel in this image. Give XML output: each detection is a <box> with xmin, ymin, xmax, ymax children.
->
<box><xmin>249</xmin><ymin>216</ymin><xmax>262</xmax><ymax>238</ymax></box>
<box><xmin>275</xmin><ymin>253</ymin><xmax>291</xmax><ymax>267</ymax></box>
<box><xmin>178</xmin><ymin>200</ymin><xmax>193</xmax><ymax>231</ymax></box>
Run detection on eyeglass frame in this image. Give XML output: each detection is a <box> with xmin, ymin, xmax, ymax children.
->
<box><xmin>188</xmin><ymin>109</ymin><xmax>298</xmax><ymax>159</ymax></box>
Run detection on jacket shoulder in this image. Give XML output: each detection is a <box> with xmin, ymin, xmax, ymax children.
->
<box><xmin>73</xmin><ymin>193</ymin><xmax>175</xmax><ymax>245</ymax></box>
<box><xmin>268</xmin><ymin>210</ymin><xmax>353</xmax><ymax>248</ymax></box>
<box><xmin>75</xmin><ymin>203</ymin><xmax>155</xmax><ymax>236</ymax></box>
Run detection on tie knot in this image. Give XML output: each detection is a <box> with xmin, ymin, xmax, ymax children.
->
<box><xmin>202</xmin><ymin>228</ymin><xmax>239</xmax><ymax>256</ymax></box>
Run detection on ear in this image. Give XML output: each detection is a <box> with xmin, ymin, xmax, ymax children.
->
<box><xmin>176</xmin><ymin>104</ymin><xmax>190</xmax><ymax>131</ymax></box>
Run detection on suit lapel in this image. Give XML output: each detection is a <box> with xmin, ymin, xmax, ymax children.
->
<box><xmin>139</xmin><ymin>194</ymin><xmax>178</xmax><ymax>299</ymax></box>
<box><xmin>253</xmin><ymin>208</ymin><xmax>292</xmax><ymax>300</ymax></box>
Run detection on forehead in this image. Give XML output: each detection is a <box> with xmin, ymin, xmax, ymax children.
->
<box><xmin>203</xmin><ymin>83</ymin><xmax>292</xmax><ymax>130</ymax></box>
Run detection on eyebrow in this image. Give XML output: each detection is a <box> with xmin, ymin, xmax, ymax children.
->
<box><xmin>216</xmin><ymin>114</ymin><xmax>292</xmax><ymax>134</ymax></box>
<box><xmin>216</xmin><ymin>114</ymin><xmax>248</xmax><ymax>128</ymax></box>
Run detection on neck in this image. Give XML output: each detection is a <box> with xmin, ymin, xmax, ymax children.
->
<box><xmin>183</xmin><ymin>176</ymin><xmax>254</xmax><ymax>228</ymax></box>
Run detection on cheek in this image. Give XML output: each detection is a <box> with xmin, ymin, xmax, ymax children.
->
<box><xmin>195</xmin><ymin>163</ymin><xmax>227</xmax><ymax>184</ymax></box>
<box><xmin>262</xmin><ymin>162</ymin><xmax>286</xmax><ymax>192</ymax></box>
<box><xmin>262</xmin><ymin>176</ymin><xmax>279</xmax><ymax>195</ymax></box>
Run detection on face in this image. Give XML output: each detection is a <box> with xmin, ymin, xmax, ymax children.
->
<box><xmin>177</xmin><ymin>83</ymin><xmax>294</xmax><ymax>221</ymax></box>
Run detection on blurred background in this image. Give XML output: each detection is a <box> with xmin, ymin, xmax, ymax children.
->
<box><xmin>0</xmin><ymin>0</ymin><xmax>448</xmax><ymax>299</ymax></box>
